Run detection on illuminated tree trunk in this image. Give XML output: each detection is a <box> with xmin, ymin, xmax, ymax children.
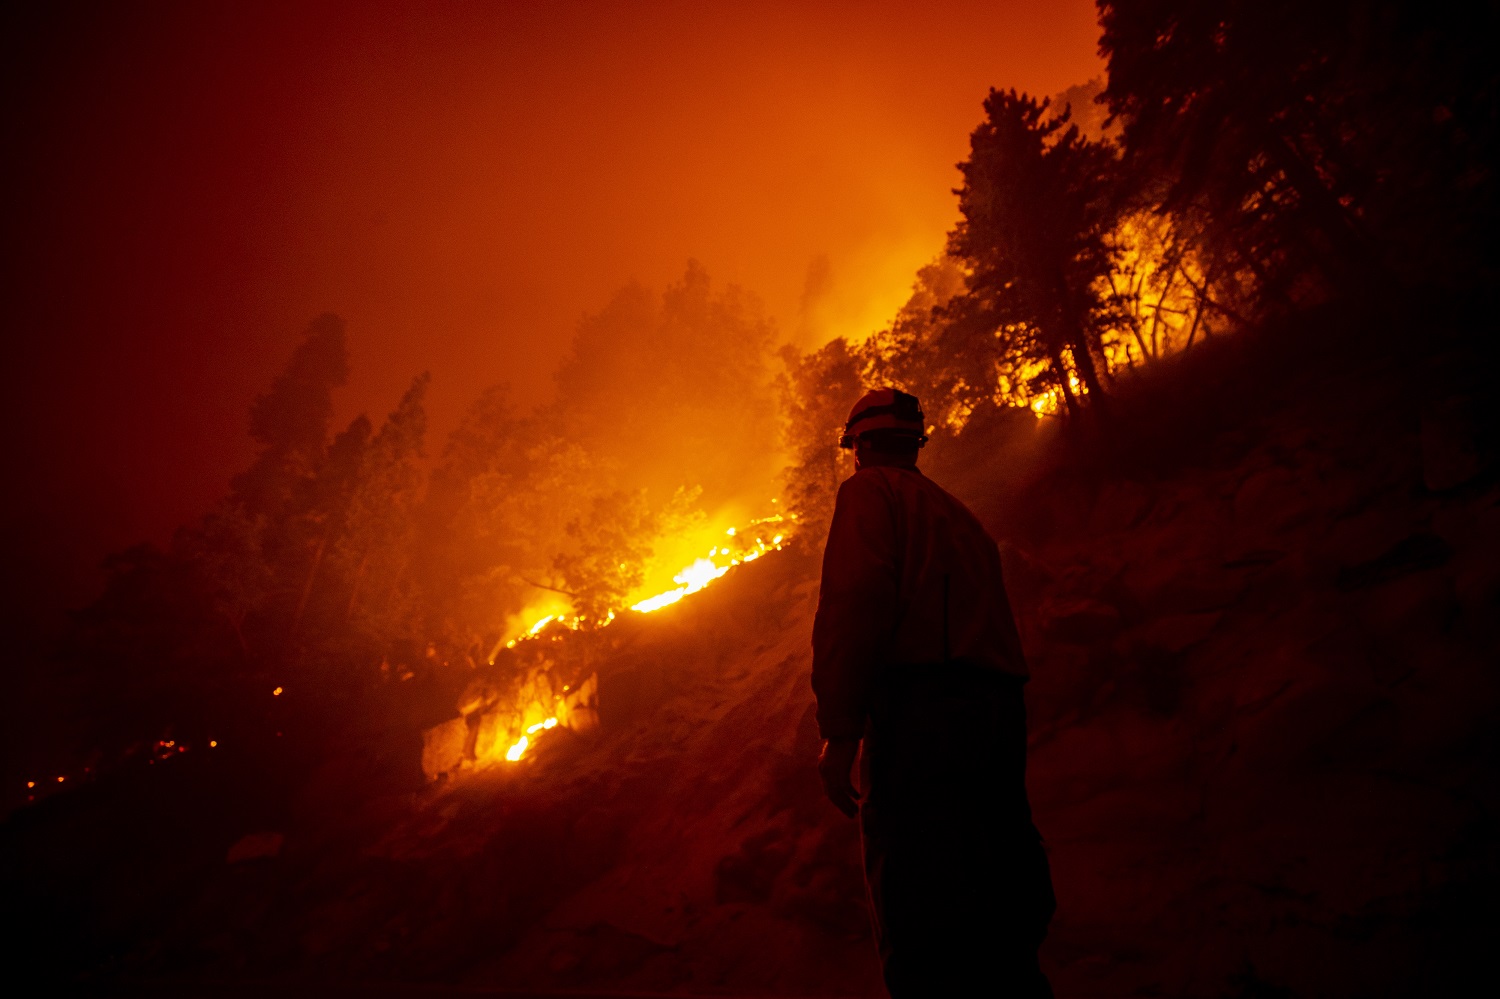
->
<box><xmin>1056</xmin><ymin>284</ymin><xmax>1108</xmax><ymax>410</ymax></box>
<box><xmin>292</xmin><ymin>534</ymin><xmax>327</xmax><ymax>633</ymax></box>
<box><xmin>1183</xmin><ymin>298</ymin><xmax>1205</xmax><ymax>350</ymax></box>
<box><xmin>1070</xmin><ymin>336</ymin><xmax>1107</xmax><ymax>404</ymax></box>
<box><xmin>1048</xmin><ymin>345</ymin><xmax>1081</xmax><ymax>419</ymax></box>
<box><xmin>224</xmin><ymin>609</ymin><xmax>251</xmax><ymax>664</ymax></box>
<box><xmin>346</xmin><ymin>551</ymin><xmax>370</xmax><ymax>622</ymax></box>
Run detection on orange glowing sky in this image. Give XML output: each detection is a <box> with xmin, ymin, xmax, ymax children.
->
<box><xmin>1</xmin><ymin>0</ymin><xmax>1102</xmax><ymax>629</ymax></box>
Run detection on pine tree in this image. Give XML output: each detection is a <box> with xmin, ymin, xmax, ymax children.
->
<box><xmin>335</xmin><ymin>373</ymin><xmax>429</xmax><ymax>646</ymax></box>
<box><xmin>949</xmin><ymin>90</ymin><xmax>1122</xmax><ymax>415</ymax></box>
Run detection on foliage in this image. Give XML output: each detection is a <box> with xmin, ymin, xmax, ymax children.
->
<box><xmin>174</xmin><ymin>505</ymin><xmax>270</xmax><ymax>662</ymax></box>
<box><xmin>861</xmin><ymin>255</ymin><xmax>989</xmax><ymax>428</ymax></box>
<box><xmin>335</xmin><ymin>373</ymin><xmax>430</xmax><ymax>645</ymax></box>
<box><xmin>947</xmin><ymin>89</ymin><xmax>1124</xmax><ymax>413</ymax></box>
<box><xmin>551</xmin><ymin>260</ymin><xmax>780</xmax><ymax>511</ymax></box>
<box><xmin>776</xmin><ymin>338</ymin><xmax>863</xmax><ymax>533</ymax></box>
<box><xmin>1098</xmin><ymin>0</ymin><xmax>1500</xmax><ymax>300</ymax></box>
<box><xmin>552</xmin><ymin>490</ymin><xmax>659</xmax><ymax>623</ymax></box>
<box><xmin>1099</xmin><ymin>208</ymin><xmax>1228</xmax><ymax>371</ymax></box>
<box><xmin>230</xmin><ymin>313</ymin><xmax>350</xmax><ymax>520</ymax></box>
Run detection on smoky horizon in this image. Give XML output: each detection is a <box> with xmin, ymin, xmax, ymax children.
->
<box><xmin>0</xmin><ymin>0</ymin><xmax>1104</xmax><ymax>643</ymax></box>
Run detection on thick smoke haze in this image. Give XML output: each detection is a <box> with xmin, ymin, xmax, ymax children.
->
<box><xmin>0</xmin><ymin>0</ymin><xmax>1102</xmax><ymax>639</ymax></box>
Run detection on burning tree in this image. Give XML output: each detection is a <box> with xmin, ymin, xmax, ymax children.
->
<box><xmin>859</xmin><ymin>255</ymin><xmax>987</xmax><ymax>430</ymax></box>
<box><xmin>551</xmin><ymin>490</ymin><xmax>658</xmax><ymax>624</ymax></box>
<box><xmin>1099</xmin><ymin>208</ymin><xmax>1228</xmax><ymax>371</ymax></box>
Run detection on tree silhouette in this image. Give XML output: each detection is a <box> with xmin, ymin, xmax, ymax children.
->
<box><xmin>1097</xmin><ymin>1</ymin><xmax>1499</xmax><ymax>298</ymax></box>
<box><xmin>777</xmin><ymin>338</ymin><xmax>864</xmax><ymax>533</ymax></box>
<box><xmin>175</xmin><ymin>504</ymin><xmax>270</xmax><ymax>663</ymax></box>
<box><xmin>230</xmin><ymin>313</ymin><xmax>349</xmax><ymax>520</ymax></box>
<box><xmin>289</xmin><ymin>413</ymin><xmax>372</xmax><ymax>635</ymax></box>
<box><xmin>550</xmin><ymin>260</ymin><xmax>779</xmax><ymax>510</ymax></box>
<box><xmin>948</xmin><ymin>89</ymin><xmax>1122</xmax><ymax>415</ymax></box>
<box><xmin>336</xmin><ymin>373</ymin><xmax>429</xmax><ymax>645</ymax></box>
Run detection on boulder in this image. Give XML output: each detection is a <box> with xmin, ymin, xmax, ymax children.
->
<box><xmin>1233</xmin><ymin>466</ymin><xmax>1311</xmax><ymax>536</ymax></box>
<box><xmin>1089</xmin><ymin>480</ymin><xmax>1155</xmax><ymax>534</ymax></box>
<box><xmin>474</xmin><ymin>708</ymin><xmax>522</xmax><ymax>763</ymax></box>
<box><xmin>1127</xmin><ymin>557</ymin><xmax>1248</xmax><ymax>615</ymax></box>
<box><xmin>1131</xmin><ymin>611</ymin><xmax>1223</xmax><ymax>654</ymax></box>
<box><xmin>561</xmin><ymin>673</ymin><xmax>601</xmax><ymax>735</ymax></box>
<box><xmin>421</xmin><ymin>716</ymin><xmax>469</xmax><ymax>780</ymax></box>
<box><xmin>1334</xmin><ymin>532</ymin><xmax>1452</xmax><ymax>591</ymax></box>
<box><xmin>1038</xmin><ymin>596</ymin><xmax>1123</xmax><ymax>645</ymax></box>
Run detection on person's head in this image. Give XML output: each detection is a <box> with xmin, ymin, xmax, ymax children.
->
<box><xmin>839</xmin><ymin>388</ymin><xmax>927</xmax><ymax>470</ymax></box>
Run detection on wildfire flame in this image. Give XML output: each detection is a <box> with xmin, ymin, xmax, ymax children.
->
<box><xmin>506</xmin><ymin>508</ymin><xmax>793</xmax><ymax>641</ymax></box>
<box><xmin>504</xmin><ymin>716</ymin><xmax>559</xmax><ymax>761</ymax></box>
<box><xmin>630</xmin><ymin>556</ymin><xmax>728</xmax><ymax>612</ymax></box>
<box><xmin>629</xmin><ymin>515</ymin><xmax>789</xmax><ymax>614</ymax></box>
<box><xmin>481</xmin><ymin>506</ymin><xmax>794</xmax><ymax>765</ymax></box>
<box><xmin>1029</xmin><ymin>370</ymin><xmax>1084</xmax><ymax>418</ymax></box>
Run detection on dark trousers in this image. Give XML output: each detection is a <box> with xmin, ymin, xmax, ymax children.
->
<box><xmin>861</xmin><ymin>664</ymin><xmax>1055</xmax><ymax>998</ymax></box>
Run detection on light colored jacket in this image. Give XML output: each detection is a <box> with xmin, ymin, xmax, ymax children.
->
<box><xmin>811</xmin><ymin>465</ymin><xmax>1027</xmax><ymax>740</ymax></box>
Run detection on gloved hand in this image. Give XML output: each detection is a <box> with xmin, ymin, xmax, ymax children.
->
<box><xmin>818</xmin><ymin>737</ymin><xmax>862</xmax><ymax>818</ymax></box>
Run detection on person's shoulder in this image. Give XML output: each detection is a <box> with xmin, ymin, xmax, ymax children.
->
<box><xmin>840</xmin><ymin>466</ymin><xmax>894</xmax><ymax>490</ymax></box>
<box><xmin>912</xmin><ymin>471</ymin><xmax>996</xmax><ymax>534</ymax></box>
<box><xmin>835</xmin><ymin>467</ymin><xmax>900</xmax><ymax>506</ymax></box>
<box><xmin>893</xmin><ymin>465</ymin><xmax>953</xmax><ymax>500</ymax></box>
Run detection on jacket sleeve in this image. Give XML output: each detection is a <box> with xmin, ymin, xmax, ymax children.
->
<box><xmin>811</xmin><ymin>472</ymin><xmax>899</xmax><ymax>740</ymax></box>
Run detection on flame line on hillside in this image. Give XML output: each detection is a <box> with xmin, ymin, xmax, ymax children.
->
<box><xmin>489</xmin><ymin>511</ymin><xmax>793</xmax><ymax>762</ymax></box>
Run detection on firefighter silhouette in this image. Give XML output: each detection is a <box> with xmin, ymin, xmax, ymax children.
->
<box><xmin>812</xmin><ymin>388</ymin><xmax>1054</xmax><ymax>998</ymax></box>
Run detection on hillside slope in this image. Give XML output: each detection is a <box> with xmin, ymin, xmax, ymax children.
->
<box><xmin>5</xmin><ymin>302</ymin><xmax>1498</xmax><ymax>998</ymax></box>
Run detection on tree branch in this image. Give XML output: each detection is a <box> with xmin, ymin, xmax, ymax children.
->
<box><xmin>518</xmin><ymin>575</ymin><xmax>578</xmax><ymax>598</ymax></box>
